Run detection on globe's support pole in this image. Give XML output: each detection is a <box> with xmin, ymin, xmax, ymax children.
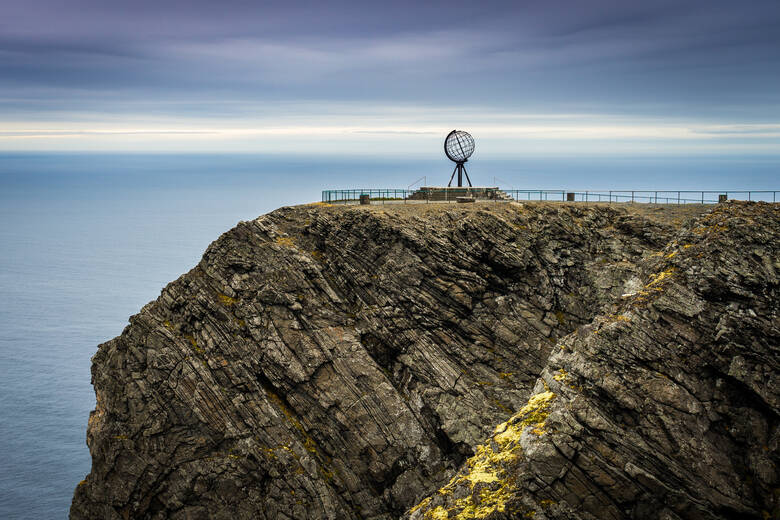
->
<box><xmin>448</xmin><ymin>162</ymin><xmax>473</xmax><ymax>187</ymax></box>
<box><xmin>462</xmin><ymin>163</ymin><xmax>472</xmax><ymax>187</ymax></box>
<box><xmin>447</xmin><ymin>164</ymin><xmax>458</xmax><ymax>187</ymax></box>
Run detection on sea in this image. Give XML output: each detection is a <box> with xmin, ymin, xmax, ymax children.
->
<box><xmin>0</xmin><ymin>152</ymin><xmax>777</xmax><ymax>519</ymax></box>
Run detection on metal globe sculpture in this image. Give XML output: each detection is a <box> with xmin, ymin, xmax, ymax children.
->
<box><xmin>444</xmin><ymin>130</ymin><xmax>475</xmax><ymax>187</ymax></box>
<box><xmin>445</xmin><ymin>130</ymin><xmax>475</xmax><ymax>163</ymax></box>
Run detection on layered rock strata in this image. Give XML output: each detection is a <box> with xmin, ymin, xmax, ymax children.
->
<box><xmin>405</xmin><ymin>202</ymin><xmax>779</xmax><ymax>520</ymax></box>
<box><xmin>70</xmin><ymin>201</ymin><xmax>777</xmax><ymax>520</ymax></box>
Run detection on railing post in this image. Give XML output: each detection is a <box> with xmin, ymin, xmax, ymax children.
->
<box><xmin>701</xmin><ymin>192</ymin><xmax>704</xmax><ymax>204</ymax></box>
<box><xmin>631</xmin><ymin>191</ymin><xmax>634</xmax><ymax>203</ymax></box>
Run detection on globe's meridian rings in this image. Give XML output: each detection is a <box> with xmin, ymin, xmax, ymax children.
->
<box><xmin>444</xmin><ymin>130</ymin><xmax>475</xmax><ymax>163</ymax></box>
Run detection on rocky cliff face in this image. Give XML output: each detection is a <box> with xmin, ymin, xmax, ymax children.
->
<box><xmin>70</xmin><ymin>201</ymin><xmax>778</xmax><ymax>520</ymax></box>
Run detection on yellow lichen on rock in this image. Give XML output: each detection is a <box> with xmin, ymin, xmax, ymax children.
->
<box><xmin>426</xmin><ymin>506</ymin><xmax>449</xmax><ymax>519</ymax></box>
<box><xmin>408</xmin><ymin>390</ymin><xmax>558</xmax><ymax>519</ymax></box>
<box><xmin>274</xmin><ymin>236</ymin><xmax>296</xmax><ymax>247</ymax></box>
<box><xmin>646</xmin><ymin>267</ymin><xmax>677</xmax><ymax>288</ymax></box>
<box><xmin>517</xmin><ymin>391</ymin><xmax>556</xmax><ymax>429</ymax></box>
<box><xmin>464</xmin><ymin>446</ymin><xmax>500</xmax><ymax>485</ymax></box>
<box><xmin>409</xmin><ymin>497</ymin><xmax>432</xmax><ymax>514</ymax></box>
<box><xmin>217</xmin><ymin>293</ymin><xmax>238</xmax><ymax>306</ymax></box>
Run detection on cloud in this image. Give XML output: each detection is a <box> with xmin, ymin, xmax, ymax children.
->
<box><xmin>0</xmin><ymin>0</ymin><xmax>779</xmax><ymax>151</ymax></box>
<box><xmin>0</xmin><ymin>130</ymin><xmax>216</xmax><ymax>137</ymax></box>
<box><xmin>691</xmin><ymin>125</ymin><xmax>780</xmax><ymax>135</ymax></box>
<box><xmin>1</xmin><ymin>106</ymin><xmax>778</xmax><ymax>155</ymax></box>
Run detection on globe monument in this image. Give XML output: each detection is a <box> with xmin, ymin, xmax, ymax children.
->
<box><xmin>408</xmin><ymin>129</ymin><xmax>505</xmax><ymax>202</ymax></box>
<box><xmin>445</xmin><ymin>129</ymin><xmax>475</xmax><ymax>187</ymax></box>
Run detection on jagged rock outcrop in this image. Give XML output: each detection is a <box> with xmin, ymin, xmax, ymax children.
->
<box><xmin>405</xmin><ymin>202</ymin><xmax>779</xmax><ymax>520</ymax></box>
<box><xmin>70</xmin><ymin>201</ymin><xmax>777</xmax><ymax>520</ymax></box>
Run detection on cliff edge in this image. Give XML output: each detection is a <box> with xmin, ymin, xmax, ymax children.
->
<box><xmin>70</xmin><ymin>202</ymin><xmax>778</xmax><ymax>520</ymax></box>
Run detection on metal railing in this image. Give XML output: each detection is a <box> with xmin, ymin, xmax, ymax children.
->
<box><xmin>322</xmin><ymin>189</ymin><xmax>411</xmax><ymax>203</ymax></box>
<box><xmin>322</xmin><ymin>189</ymin><xmax>778</xmax><ymax>204</ymax></box>
<box><xmin>503</xmin><ymin>190</ymin><xmax>778</xmax><ymax>204</ymax></box>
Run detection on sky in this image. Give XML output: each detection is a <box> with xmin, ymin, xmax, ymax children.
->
<box><xmin>1</xmin><ymin>0</ymin><xmax>780</xmax><ymax>155</ymax></box>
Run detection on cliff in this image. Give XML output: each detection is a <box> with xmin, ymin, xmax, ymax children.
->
<box><xmin>70</xmin><ymin>201</ymin><xmax>778</xmax><ymax>520</ymax></box>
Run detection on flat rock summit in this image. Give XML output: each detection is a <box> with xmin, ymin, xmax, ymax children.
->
<box><xmin>70</xmin><ymin>201</ymin><xmax>778</xmax><ymax>520</ymax></box>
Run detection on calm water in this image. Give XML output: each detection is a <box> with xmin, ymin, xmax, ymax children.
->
<box><xmin>0</xmin><ymin>152</ymin><xmax>776</xmax><ymax>519</ymax></box>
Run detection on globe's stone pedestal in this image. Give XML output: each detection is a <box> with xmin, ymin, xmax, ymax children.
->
<box><xmin>408</xmin><ymin>186</ymin><xmax>508</xmax><ymax>201</ymax></box>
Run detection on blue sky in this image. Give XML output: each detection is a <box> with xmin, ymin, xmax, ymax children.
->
<box><xmin>1</xmin><ymin>0</ymin><xmax>779</xmax><ymax>155</ymax></box>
